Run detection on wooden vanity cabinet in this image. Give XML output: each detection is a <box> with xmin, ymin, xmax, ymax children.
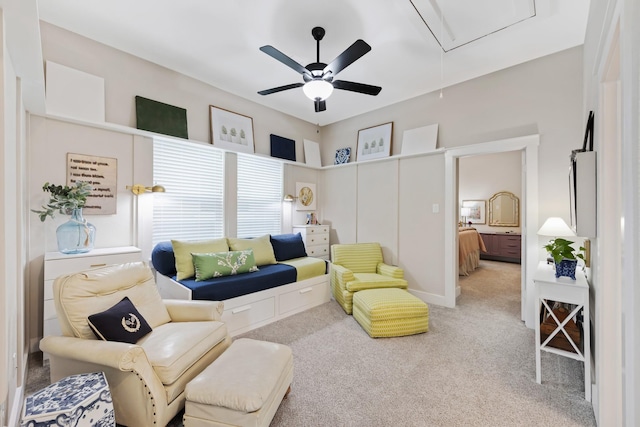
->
<box><xmin>480</xmin><ymin>233</ymin><xmax>521</xmax><ymax>263</ymax></box>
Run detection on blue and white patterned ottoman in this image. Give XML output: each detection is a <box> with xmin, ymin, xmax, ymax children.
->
<box><xmin>21</xmin><ymin>372</ymin><xmax>114</xmax><ymax>427</ymax></box>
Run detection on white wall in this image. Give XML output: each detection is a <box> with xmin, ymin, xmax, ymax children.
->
<box><xmin>27</xmin><ymin>117</ymin><xmax>145</xmax><ymax>351</ymax></box>
<box><xmin>1</xmin><ymin>7</ymin><xmax>29</xmax><ymax>425</ymax></box>
<box><xmin>582</xmin><ymin>0</ymin><xmax>640</xmax><ymax>424</ymax></box>
<box><xmin>283</xmin><ymin>165</ymin><xmax>321</xmax><ymax>231</ymax></box>
<box><xmin>25</xmin><ymin>22</ymin><xmax>326</xmax><ymax>353</ymax></box>
<box><xmin>357</xmin><ymin>160</ymin><xmax>399</xmax><ymax>264</ymax></box>
<box><xmin>320</xmin><ymin>165</ymin><xmax>358</xmax><ymax>245</ymax></box>
<box><xmin>459</xmin><ymin>151</ymin><xmax>522</xmax><ymax>234</ymax></box>
<box><xmin>39</xmin><ymin>22</ymin><xmax>321</xmax><ymax>160</ymax></box>
<box><xmin>398</xmin><ymin>154</ymin><xmax>446</xmax><ymax>303</ymax></box>
<box><xmin>320</xmin><ymin>47</ymin><xmax>583</xmax><ymax>305</ymax></box>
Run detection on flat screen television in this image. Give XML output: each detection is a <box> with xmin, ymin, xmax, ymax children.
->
<box><xmin>569</xmin><ymin>111</ymin><xmax>596</xmax><ymax>237</ymax></box>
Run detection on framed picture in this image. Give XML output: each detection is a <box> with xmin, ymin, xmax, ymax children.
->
<box><xmin>356</xmin><ymin>122</ymin><xmax>393</xmax><ymax>162</ymax></box>
<box><xmin>209</xmin><ymin>105</ymin><xmax>254</xmax><ymax>153</ymax></box>
<box><xmin>295</xmin><ymin>182</ymin><xmax>316</xmax><ymax>211</ymax></box>
<box><xmin>67</xmin><ymin>153</ymin><xmax>118</xmax><ymax>215</ymax></box>
<box><xmin>335</xmin><ymin>147</ymin><xmax>351</xmax><ymax>165</ymax></box>
<box><xmin>270</xmin><ymin>134</ymin><xmax>295</xmax><ymax>161</ymax></box>
<box><xmin>462</xmin><ymin>200</ymin><xmax>486</xmax><ymax>224</ymax></box>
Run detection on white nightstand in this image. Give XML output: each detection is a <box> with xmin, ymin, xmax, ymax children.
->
<box><xmin>292</xmin><ymin>225</ymin><xmax>330</xmax><ymax>260</ymax></box>
<box><xmin>533</xmin><ymin>261</ymin><xmax>591</xmax><ymax>401</ymax></box>
<box><xmin>43</xmin><ymin>246</ymin><xmax>142</xmax><ymax>360</ymax></box>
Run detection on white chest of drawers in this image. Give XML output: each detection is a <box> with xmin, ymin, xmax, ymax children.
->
<box><xmin>42</xmin><ymin>246</ymin><xmax>141</xmax><ymax>359</ymax></box>
<box><xmin>292</xmin><ymin>225</ymin><xmax>330</xmax><ymax>260</ymax></box>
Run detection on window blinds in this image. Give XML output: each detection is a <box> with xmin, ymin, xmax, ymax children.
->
<box><xmin>236</xmin><ymin>153</ymin><xmax>283</xmax><ymax>238</ymax></box>
<box><xmin>152</xmin><ymin>138</ymin><xmax>224</xmax><ymax>245</ymax></box>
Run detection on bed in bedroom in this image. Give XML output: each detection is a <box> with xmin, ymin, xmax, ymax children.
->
<box><xmin>459</xmin><ymin>227</ymin><xmax>487</xmax><ymax>275</ymax></box>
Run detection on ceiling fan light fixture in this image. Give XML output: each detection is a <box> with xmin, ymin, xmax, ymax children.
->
<box><xmin>303</xmin><ymin>79</ymin><xmax>333</xmax><ymax>101</ymax></box>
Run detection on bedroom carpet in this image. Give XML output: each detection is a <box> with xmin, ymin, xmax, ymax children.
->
<box><xmin>26</xmin><ymin>260</ymin><xmax>596</xmax><ymax>426</ymax></box>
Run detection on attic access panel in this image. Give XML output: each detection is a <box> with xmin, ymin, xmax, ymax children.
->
<box><xmin>411</xmin><ymin>0</ymin><xmax>536</xmax><ymax>51</ymax></box>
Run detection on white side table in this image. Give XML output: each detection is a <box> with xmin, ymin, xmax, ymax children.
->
<box><xmin>292</xmin><ymin>225</ymin><xmax>330</xmax><ymax>260</ymax></box>
<box><xmin>533</xmin><ymin>261</ymin><xmax>591</xmax><ymax>401</ymax></box>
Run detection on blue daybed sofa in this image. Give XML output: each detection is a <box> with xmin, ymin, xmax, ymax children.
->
<box><xmin>151</xmin><ymin>233</ymin><xmax>330</xmax><ymax>335</ymax></box>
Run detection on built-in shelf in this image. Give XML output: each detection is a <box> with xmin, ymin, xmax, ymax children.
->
<box><xmin>36</xmin><ymin>112</ymin><xmax>447</xmax><ymax>170</ymax></box>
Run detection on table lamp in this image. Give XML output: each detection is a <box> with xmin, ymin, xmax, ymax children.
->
<box><xmin>537</xmin><ymin>217</ymin><xmax>575</xmax><ymax>237</ymax></box>
<box><xmin>537</xmin><ymin>217</ymin><xmax>575</xmax><ymax>264</ymax></box>
<box><xmin>460</xmin><ymin>207</ymin><xmax>471</xmax><ymax>225</ymax></box>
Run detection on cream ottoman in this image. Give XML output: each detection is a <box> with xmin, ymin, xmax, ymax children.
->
<box><xmin>353</xmin><ymin>288</ymin><xmax>429</xmax><ymax>338</ymax></box>
<box><xmin>184</xmin><ymin>338</ymin><xmax>293</xmax><ymax>427</ymax></box>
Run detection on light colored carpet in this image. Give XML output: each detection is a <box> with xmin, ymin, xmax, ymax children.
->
<box><xmin>238</xmin><ymin>260</ymin><xmax>595</xmax><ymax>427</ymax></box>
<box><xmin>27</xmin><ymin>260</ymin><xmax>596</xmax><ymax>426</ymax></box>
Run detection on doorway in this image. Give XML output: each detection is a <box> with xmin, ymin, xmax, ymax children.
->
<box><xmin>443</xmin><ymin>135</ymin><xmax>540</xmax><ymax>328</ymax></box>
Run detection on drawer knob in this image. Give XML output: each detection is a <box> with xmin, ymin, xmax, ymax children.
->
<box><xmin>90</xmin><ymin>263</ymin><xmax>107</xmax><ymax>268</ymax></box>
<box><xmin>299</xmin><ymin>287</ymin><xmax>313</xmax><ymax>294</ymax></box>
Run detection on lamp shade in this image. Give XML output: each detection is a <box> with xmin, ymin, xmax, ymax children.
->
<box><xmin>460</xmin><ymin>207</ymin><xmax>471</xmax><ymax>217</ymax></box>
<box><xmin>537</xmin><ymin>217</ymin><xmax>575</xmax><ymax>237</ymax></box>
<box><xmin>302</xmin><ymin>80</ymin><xmax>334</xmax><ymax>101</ymax></box>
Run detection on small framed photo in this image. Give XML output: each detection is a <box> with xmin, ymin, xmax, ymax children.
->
<box><xmin>462</xmin><ymin>200</ymin><xmax>486</xmax><ymax>224</ymax></box>
<box><xmin>356</xmin><ymin>122</ymin><xmax>393</xmax><ymax>162</ymax></box>
<box><xmin>209</xmin><ymin>105</ymin><xmax>254</xmax><ymax>153</ymax></box>
<box><xmin>295</xmin><ymin>182</ymin><xmax>316</xmax><ymax>211</ymax></box>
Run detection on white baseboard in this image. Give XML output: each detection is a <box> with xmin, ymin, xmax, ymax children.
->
<box><xmin>408</xmin><ymin>288</ymin><xmax>448</xmax><ymax>306</ymax></box>
<box><xmin>8</xmin><ymin>350</ymin><xmax>29</xmax><ymax>427</ymax></box>
<box><xmin>8</xmin><ymin>384</ymin><xmax>23</xmax><ymax>427</ymax></box>
<box><xmin>29</xmin><ymin>337</ymin><xmax>39</xmax><ymax>354</ymax></box>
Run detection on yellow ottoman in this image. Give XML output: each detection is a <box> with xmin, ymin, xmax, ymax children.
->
<box><xmin>353</xmin><ymin>288</ymin><xmax>429</xmax><ymax>338</ymax></box>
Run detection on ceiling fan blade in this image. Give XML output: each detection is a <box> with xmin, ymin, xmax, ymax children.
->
<box><xmin>333</xmin><ymin>80</ymin><xmax>381</xmax><ymax>96</ymax></box>
<box><xmin>314</xmin><ymin>99</ymin><xmax>326</xmax><ymax>112</ymax></box>
<box><xmin>259</xmin><ymin>45</ymin><xmax>310</xmax><ymax>76</ymax></box>
<box><xmin>323</xmin><ymin>39</ymin><xmax>371</xmax><ymax>76</ymax></box>
<box><xmin>258</xmin><ymin>83</ymin><xmax>304</xmax><ymax>96</ymax></box>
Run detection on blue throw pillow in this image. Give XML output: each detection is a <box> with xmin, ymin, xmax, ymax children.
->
<box><xmin>88</xmin><ymin>297</ymin><xmax>152</xmax><ymax>344</ymax></box>
<box><xmin>151</xmin><ymin>241</ymin><xmax>177</xmax><ymax>277</ymax></box>
<box><xmin>270</xmin><ymin>233</ymin><xmax>307</xmax><ymax>261</ymax></box>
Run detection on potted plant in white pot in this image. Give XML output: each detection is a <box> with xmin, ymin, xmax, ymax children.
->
<box><xmin>32</xmin><ymin>181</ymin><xmax>96</xmax><ymax>254</ymax></box>
<box><xmin>543</xmin><ymin>237</ymin><xmax>586</xmax><ymax>280</ymax></box>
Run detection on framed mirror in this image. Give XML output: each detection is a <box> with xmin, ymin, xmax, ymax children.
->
<box><xmin>488</xmin><ymin>191</ymin><xmax>519</xmax><ymax>227</ymax></box>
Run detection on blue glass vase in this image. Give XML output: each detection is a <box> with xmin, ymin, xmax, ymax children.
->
<box><xmin>56</xmin><ymin>208</ymin><xmax>96</xmax><ymax>254</ymax></box>
<box><xmin>555</xmin><ymin>259</ymin><xmax>578</xmax><ymax>280</ymax></box>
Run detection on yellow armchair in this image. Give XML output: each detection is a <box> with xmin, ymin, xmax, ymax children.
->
<box><xmin>330</xmin><ymin>243</ymin><xmax>407</xmax><ymax>314</ymax></box>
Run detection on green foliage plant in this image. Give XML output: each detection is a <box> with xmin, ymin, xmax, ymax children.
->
<box><xmin>32</xmin><ymin>181</ymin><xmax>92</xmax><ymax>222</ymax></box>
<box><xmin>543</xmin><ymin>237</ymin><xmax>586</xmax><ymax>264</ymax></box>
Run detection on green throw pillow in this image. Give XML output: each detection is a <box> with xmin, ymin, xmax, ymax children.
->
<box><xmin>191</xmin><ymin>250</ymin><xmax>259</xmax><ymax>281</ymax></box>
<box><xmin>172</xmin><ymin>238</ymin><xmax>229</xmax><ymax>280</ymax></box>
<box><xmin>227</xmin><ymin>234</ymin><xmax>277</xmax><ymax>266</ymax></box>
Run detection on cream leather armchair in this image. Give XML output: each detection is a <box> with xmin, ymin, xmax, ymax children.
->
<box><xmin>331</xmin><ymin>242</ymin><xmax>408</xmax><ymax>314</ymax></box>
<box><xmin>40</xmin><ymin>262</ymin><xmax>232</xmax><ymax>427</ymax></box>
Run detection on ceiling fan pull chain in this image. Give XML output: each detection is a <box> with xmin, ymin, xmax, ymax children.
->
<box><xmin>439</xmin><ymin>6</ymin><xmax>444</xmax><ymax>99</ymax></box>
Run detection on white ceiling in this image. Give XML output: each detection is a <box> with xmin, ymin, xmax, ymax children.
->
<box><xmin>36</xmin><ymin>0</ymin><xmax>590</xmax><ymax>126</ymax></box>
